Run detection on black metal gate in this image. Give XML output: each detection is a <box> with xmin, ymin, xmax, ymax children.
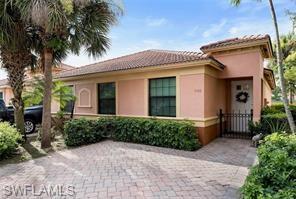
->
<box><xmin>219</xmin><ymin>109</ymin><xmax>253</xmax><ymax>139</ymax></box>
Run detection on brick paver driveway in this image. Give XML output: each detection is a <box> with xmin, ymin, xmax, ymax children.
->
<box><xmin>0</xmin><ymin>138</ymin><xmax>256</xmax><ymax>199</ymax></box>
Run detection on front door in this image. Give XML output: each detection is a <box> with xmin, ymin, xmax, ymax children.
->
<box><xmin>231</xmin><ymin>80</ymin><xmax>253</xmax><ymax>113</ymax></box>
<box><xmin>230</xmin><ymin>80</ymin><xmax>253</xmax><ymax>132</ymax></box>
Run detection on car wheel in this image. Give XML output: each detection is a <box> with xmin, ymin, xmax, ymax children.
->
<box><xmin>24</xmin><ymin>119</ymin><xmax>35</xmax><ymax>134</ymax></box>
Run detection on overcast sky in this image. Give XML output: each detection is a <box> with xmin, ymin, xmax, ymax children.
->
<box><xmin>0</xmin><ymin>0</ymin><xmax>295</xmax><ymax>79</ymax></box>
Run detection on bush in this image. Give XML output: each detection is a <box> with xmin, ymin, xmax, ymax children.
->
<box><xmin>112</xmin><ymin>117</ymin><xmax>200</xmax><ymax>151</ymax></box>
<box><xmin>250</xmin><ymin>111</ymin><xmax>292</xmax><ymax>135</ymax></box>
<box><xmin>0</xmin><ymin>122</ymin><xmax>22</xmax><ymax>159</ymax></box>
<box><xmin>63</xmin><ymin>117</ymin><xmax>201</xmax><ymax>151</ymax></box>
<box><xmin>64</xmin><ymin>118</ymin><xmax>104</xmax><ymax>146</ymax></box>
<box><xmin>262</xmin><ymin>104</ymin><xmax>296</xmax><ymax>119</ymax></box>
<box><xmin>241</xmin><ymin>133</ymin><xmax>296</xmax><ymax>198</ymax></box>
<box><xmin>261</xmin><ymin>113</ymin><xmax>290</xmax><ymax>134</ymax></box>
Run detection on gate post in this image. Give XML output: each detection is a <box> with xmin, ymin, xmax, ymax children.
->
<box><xmin>219</xmin><ymin>109</ymin><xmax>223</xmax><ymax>137</ymax></box>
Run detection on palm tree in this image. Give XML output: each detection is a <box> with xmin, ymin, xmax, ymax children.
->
<box><xmin>0</xmin><ymin>1</ymin><xmax>37</xmax><ymax>135</ymax></box>
<box><xmin>270</xmin><ymin>33</ymin><xmax>296</xmax><ymax>104</ymax></box>
<box><xmin>230</xmin><ymin>0</ymin><xmax>296</xmax><ymax>133</ymax></box>
<box><xmin>16</xmin><ymin>0</ymin><xmax>123</xmax><ymax>148</ymax></box>
<box><xmin>23</xmin><ymin>77</ymin><xmax>75</xmax><ymax>110</ymax></box>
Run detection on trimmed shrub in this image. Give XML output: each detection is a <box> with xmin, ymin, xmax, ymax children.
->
<box><xmin>64</xmin><ymin>118</ymin><xmax>104</xmax><ymax>146</ymax></box>
<box><xmin>250</xmin><ymin>104</ymin><xmax>295</xmax><ymax>135</ymax></box>
<box><xmin>241</xmin><ymin>133</ymin><xmax>296</xmax><ymax>198</ymax></box>
<box><xmin>63</xmin><ymin>117</ymin><xmax>201</xmax><ymax>151</ymax></box>
<box><xmin>261</xmin><ymin>113</ymin><xmax>290</xmax><ymax>134</ymax></box>
<box><xmin>0</xmin><ymin>122</ymin><xmax>22</xmax><ymax>159</ymax></box>
<box><xmin>261</xmin><ymin>104</ymin><xmax>296</xmax><ymax>120</ymax></box>
<box><xmin>112</xmin><ymin>117</ymin><xmax>200</xmax><ymax>151</ymax></box>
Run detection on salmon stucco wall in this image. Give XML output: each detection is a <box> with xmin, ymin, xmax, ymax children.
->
<box><xmin>179</xmin><ymin>73</ymin><xmax>226</xmax><ymax>119</ymax></box>
<box><xmin>0</xmin><ymin>88</ymin><xmax>14</xmax><ymax>105</ymax></box>
<box><xmin>51</xmin><ymin>99</ymin><xmax>60</xmax><ymax>113</ymax></box>
<box><xmin>213</xmin><ymin>49</ymin><xmax>264</xmax><ymax>120</ymax></box>
<box><xmin>213</xmin><ymin>49</ymin><xmax>262</xmax><ymax>79</ymax></box>
<box><xmin>204</xmin><ymin>75</ymin><xmax>226</xmax><ymax>117</ymax></box>
<box><xmin>75</xmin><ymin>83</ymin><xmax>97</xmax><ymax>114</ymax></box>
<box><xmin>263</xmin><ymin>78</ymin><xmax>272</xmax><ymax>106</ymax></box>
<box><xmin>180</xmin><ymin>74</ymin><xmax>204</xmax><ymax>118</ymax></box>
<box><xmin>118</xmin><ymin>79</ymin><xmax>146</xmax><ymax>116</ymax></box>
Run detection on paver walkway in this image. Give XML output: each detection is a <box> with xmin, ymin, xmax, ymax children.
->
<box><xmin>0</xmin><ymin>138</ymin><xmax>256</xmax><ymax>199</ymax></box>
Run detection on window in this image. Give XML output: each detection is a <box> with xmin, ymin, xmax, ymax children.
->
<box><xmin>0</xmin><ymin>92</ymin><xmax>3</xmax><ymax>100</ymax></box>
<box><xmin>149</xmin><ymin>77</ymin><xmax>176</xmax><ymax>117</ymax></box>
<box><xmin>98</xmin><ymin>82</ymin><xmax>116</xmax><ymax>115</ymax></box>
<box><xmin>0</xmin><ymin>100</ymin><xmax>5</xmax><ymax>112</ymax></box>
<box><xmin>63</xmin><ymin>85</ymin><xmax>74</xmax><ymax>113</ymax></box>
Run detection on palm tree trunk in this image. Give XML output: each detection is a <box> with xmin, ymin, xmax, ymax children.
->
<box><xmin>268</xmin><ymin>0</ymin><xmax>296</xmax><ymax>133</ymax></box>
<box><xmin>7</xmin><ymin>70</ymin><xmax>25</xmax><ymax>136</ymax></box>
<box><xmin>1</xmin><ymin>50</ymin><xmax>27</xmax><ymax>135</ymax></box>
<box><xmin>289</xmin><ymin>83</ymin><xmax>295</xmax><ymax>104</ymax></box>
<box><xmin>41</xmin><ymin>48</ymin><xmax>53</xmax><ymax>148</ymax></box>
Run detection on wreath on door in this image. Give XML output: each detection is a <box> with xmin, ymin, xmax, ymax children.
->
<box><xmin>236</xmin><ymin>91</ymin><xmax>249</xmax><ymax>103</ymax></box>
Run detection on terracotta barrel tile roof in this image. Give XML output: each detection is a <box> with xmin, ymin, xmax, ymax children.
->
<box><xmin>200</xmin><ymin>34</ymin><xmax>271</xmax><ymax>51</ymax></box>
<box><xmin>57</xmin><ymin>49</ymin><xmax>224</xmax><ymax>78</ymax></box>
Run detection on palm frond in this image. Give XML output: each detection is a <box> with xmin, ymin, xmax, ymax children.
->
<box><xmin>230</xmin><ymin>0</ymin><xmax>242</xmax><ymax>6</ymax></box>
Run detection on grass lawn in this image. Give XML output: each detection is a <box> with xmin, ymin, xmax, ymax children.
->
<box><xmin>0</xmin><ymin>130</ymin><xmax>67</xmax><ymax>167</ymax></box>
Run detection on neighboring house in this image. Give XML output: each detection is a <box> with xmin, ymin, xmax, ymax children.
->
<box><xmin>0</xmin><ymin>63</ymin><xmax>75</xmax><ymax>105</ymax></box>
<box><xmin>54</xmin><ymin>34</ymin><xmax>275</xmax><ymax>145</ymax></box>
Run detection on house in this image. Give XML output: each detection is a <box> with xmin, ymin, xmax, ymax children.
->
<box><xmin>53</xmin><ymin>34</ymin><xmax>275</xmax><ymax>145</ymax></box>
<box><xmin>0</xmin><ymin>63</ymin><xmax>74</xmax><ymax>105</ymax></box>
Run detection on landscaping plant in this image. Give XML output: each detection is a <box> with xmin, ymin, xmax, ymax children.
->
<box><xmin>250</xmin><ymin>104</ymin><xmax>296</xmax><ymax>135</ymax></box>
<box><xmin>64</xmin><ymin>118</ymin><xmax>104</xmax><ymax>146</ymax></box>
<box><xmin>112</xmin><ymin>117</ymin><xmax>200</xmax><ymax>151</ymax></box>
<box><xmin>241</xmin><ymin>133</ymin><xmax>296</xmax><ymax>198</ymax></box>
<box><xmin>0</xmin><ymin>1</ymin><xmax>37</xmax><ymax>135</ymax></box>
<box><xmin>0</xmin><ymin>122</ymin><xmax>22</xmax><ymax>159</ymax></box>
<box><xmin>16</xmin><ymin>0</ymin><xmax>123</xmax><ymax>148</ymax></box>
<box><xmin>64</xmin><ymin>117</ymin><xmax>201</xmax><ymax>151</ymax></box>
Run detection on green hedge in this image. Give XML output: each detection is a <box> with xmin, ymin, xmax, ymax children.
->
<box><xmin>111</xmin><ymin>117</ymin><xmax>200</xmax><ymax>151</ymax></box>
<box><xmin>250</xmin><ymin>113</ymin><xmax>290</xmax><ymax>135</ymax></box>
<box><xmin>0</xmin><ymin>122</ymin><xmax>22</xmax><ymax>159</ymax></box>
<box><xmin>250</xmin><ymin>104</ymin><xmax>296</xmax><ymax>135</ymax></box>
<box><xmin>64</xmin><ymin>117</ymin><xmax>201</xmax><ymax>151</ymax></box>
<box><xmin>241</xmin><ymin>133</ymin><xmax>296</xmax><ymax>198</ymax></box>
<box><xmin>64</xmin><ymin>118</ymin><xmax>104</xmax><ymax>146</ymax></box>
<box><xmin>261</xmin><ymin>104</ymin><xmax>296</xmax><ymax>119</ymax></box>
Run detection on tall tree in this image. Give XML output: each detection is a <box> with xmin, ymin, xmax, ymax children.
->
<box><xmin>0</xmin><ymin>1</ymin><xmax>36</xmax><ymax>135</ymax></box>
<box><xmin>284</xmin><ymin>52</ymin><xmax>296</xmax><ymax>103</ymax></box>
<box><xmin>16</xmin><ymin>0</ymin><xmax>123</xmax><ymax>148</ymax></box>
<box><xmin>270</xmin><ymin>33</ymin><xmax>296</xmax><ymax>104</ymax></box>
<box><xmin>230</xmin><ymin>0</ymin><xmax>296</xmax><ymax>133</ymax></box>
<box><xmin>23</xmin><ymin>77</ymin><xmax>75</xmax><ymax>110</ymax></box>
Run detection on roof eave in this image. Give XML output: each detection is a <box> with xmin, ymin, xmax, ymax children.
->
<box><xmin>201</xmin><ymin>39</ymin><xmax>273</xmax><ymax>58</ymax></box>
<box><xmin>55</xmin><ymin>59</ymin><xmax>224</xmax><ymax>81</ymax></box>
<box><xmin>263</xmin><ymin>68</ymin><xmax>276</xmax><ymax>90</ymax></box>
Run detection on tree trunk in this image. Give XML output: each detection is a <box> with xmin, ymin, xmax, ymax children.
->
<box><xmin>1</xmin><ymin>50</ymin><xmax>27</xmax><ymax>136</ymax></box>
<box><xmin>268</xmin><ymin>0</ymin><xmax>296</xmax><ymax>133</ymax></box>
<box><xmin>41</xmin><ymin>48</ymin><xmax>53</xmax><ymax>148</ymax></box>
<box><xmin>289</xmin><ymin>83</ymin><xmax>293</xmax><ymax>104</ymax></box>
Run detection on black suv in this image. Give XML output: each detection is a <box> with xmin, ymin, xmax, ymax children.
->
<box><xmin>0</xmin><ymin>99</ymin><xmax>42</xmax><ymax>133</ymax></box>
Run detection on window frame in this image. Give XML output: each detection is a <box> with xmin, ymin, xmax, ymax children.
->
<box><xmin>62</xmin><ymin>85</ymin><xmax>75</xmax><ymax>113</ymax></box>
<box><xmin>149</xmin><ymin>77</ymin><xmax>176</xmax><ymax>117</ymax></box>
<box><xmin>97</xmin><ymin>82</ymin><xmax>116</xmax><ymax>115</ymax></box>
<box><xmin>0</xmin><ymin>92</ymin><xmax>3</xmax><ymax>100</ymax></box>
